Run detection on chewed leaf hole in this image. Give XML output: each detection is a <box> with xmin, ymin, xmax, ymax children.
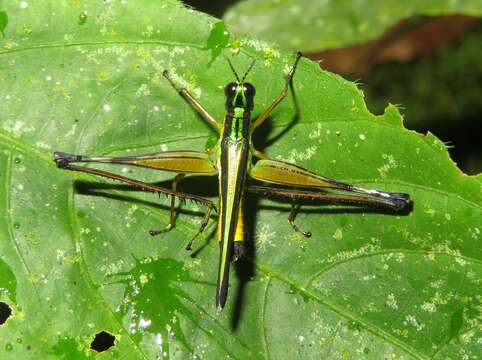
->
<box><xmin>90</xmin><ymin>330</ymin><xmax>115</xmax><ymax>352</ymax></box>
<box><xmin>0</xmin><ymin>302</ymin><xmax>12</xmax><ymax>325</ymax></box>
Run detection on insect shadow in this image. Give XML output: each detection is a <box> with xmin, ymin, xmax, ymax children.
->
<box><xmin>74</xmin><ymin>175</ymin><xmax>254</xmax><ymax>329</ymax></box>
<box><xmin>74</xmin><ymin>174</ymin><xmax>218</xmax><ymax>209</ymax></box>
<box><xmin>230</xmin><ymin>82</ymin><xmax>302</xmax><ymax>330</ymax></box>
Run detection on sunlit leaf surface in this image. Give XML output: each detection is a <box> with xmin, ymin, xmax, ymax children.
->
<box><xmin>0</xmin><ymin>1</ymin><xmax>480</xmax><ymax>359</ymax></box>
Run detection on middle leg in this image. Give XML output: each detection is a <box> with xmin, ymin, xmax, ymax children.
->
<box><xmin>149</xmin><ymin>173</ymin><xmax>186</xmax><ymax>236</ymax></box>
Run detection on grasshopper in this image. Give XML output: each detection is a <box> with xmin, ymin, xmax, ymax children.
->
<box><xmin>54</xmin><ymin>53</ymin><xmax>411</xmax><ymax>309</ymax></box>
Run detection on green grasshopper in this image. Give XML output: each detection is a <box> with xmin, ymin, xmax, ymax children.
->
<box><xmin>53</xmin><ymin>52</ymin><xmax>411</xmax><ymax>310</ymax></box>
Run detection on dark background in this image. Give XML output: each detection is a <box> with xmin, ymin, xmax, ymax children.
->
<box><xmin>184</xmin><ymin>1</ymin><xmax>482</xmax><ymax>175</ymax></box>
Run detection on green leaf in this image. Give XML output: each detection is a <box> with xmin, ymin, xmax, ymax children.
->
<box><xmin>204</xmin><ymin>20</ymin><xmax>230</xmax><ymax>66</ymax></box>
<box><xmin>0</xmin><ymin>10</ymin><xmax>8</xmax><ymax>38</ymax></box>
<box><xmin>223</xmin><ymin>0</ymin><xmax>482</xmax><ymax>51</ymax></box>
<box><xmin>0</xmin><ymin>1</ymin><xmax>480</xmax><ymax>359</ymax></box>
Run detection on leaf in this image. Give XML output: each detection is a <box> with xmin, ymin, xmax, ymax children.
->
<box><xmin>0</xmin><ymin>10</ymin><xmax>8</xmax><ymax>38</ymax></box>
<box><xmin>0</xmin><ymin>1</ymin><xmax>480</xmax><ymax>359</ymax></box>
<box><xmin>223</xmin><ymin>0</ymin><xmax>482</xmax><ymax>51</ymax></box>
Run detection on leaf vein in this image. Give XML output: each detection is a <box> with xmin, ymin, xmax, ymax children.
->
<box><xmin>256</xmin><ymin>260</ymin><xmax>427</xmax><ymax>360</ymax></box>
<box><xmin>306</xmin><ymin>249</ymin><xmax>482</xmax><ymax>288</ymax></box>
<box><xmin>66</xmin><ymin>187</ymin><xmax>149</xmax><ymax>359</ymax></box>
<box><xmin>0</xmin><ymin>40</ymin><xmax>204</xmax><ymax>56</ymax></box>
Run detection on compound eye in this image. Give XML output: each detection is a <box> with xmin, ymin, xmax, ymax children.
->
<box><xmin>224</xmin><ymin>82</ymin><xmax>237</xmax><ymax>97</ymax></box>
<box><xmin>243</xmin><ymin>83</ymin><xmax>255</xmax><ymax>98</ymax></box>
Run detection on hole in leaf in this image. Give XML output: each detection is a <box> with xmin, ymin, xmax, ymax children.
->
<box><xmin>90</xmin><ymin>331</ymin><xmax>115</xmax><ymax>352</ymax></box>
<box><xmin>0</xmin><ymin>302</ymin><xmax>12</xmax><ymax>325</ymax></box>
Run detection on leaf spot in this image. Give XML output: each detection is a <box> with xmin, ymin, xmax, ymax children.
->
<box><xmin>0</xmin><ymin>302</ymin><xmax>12</xmax><ymax>325</ymax></box>
<box><xmin>78</xmin><ymin>11</ymin><xmax>88</xmax><ymax>26</ymax></box>
<box><xmin>90</xmin><ymin>330</ymin><xmax>116</xmax><ymax>352</ymax></box>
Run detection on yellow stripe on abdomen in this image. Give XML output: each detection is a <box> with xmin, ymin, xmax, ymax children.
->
<box><xmin>234</xmin><ymin>200</ymin><xmax>244</xmax><ymax>242</ymax></box>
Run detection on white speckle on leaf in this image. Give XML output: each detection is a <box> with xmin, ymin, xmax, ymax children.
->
<box><xmin>255</xmin><ymin>223</ymin><xmax>276</xmax><ymax>253</ymax></box>
<box><xmin>405</xmin><ymin>315</ymin><xmax>425</xmax><ymax>331</ymax></box>
<box><xmin>103</xmin><ymin>103</ymin><xmax>111</xmax><ymax>112</ymax></box>
<box><xmin>142</xmin><ymin>25</ymin><xmax>155</xmax><ymax>37</ymax></box>
<box><xmin>430</xmin><ymin>279</ymin><xmax>444</xmax><ymax>289</ymax></box>
<box><xmin>156</xmin><ymin>333</ymin><xmax>163</xmax><ymax>347</ymax></box>
<box><xmin>281</xmin><ymin>145</ymin><xmax>317</xmax><ymax>163</ymax></box>
<box><xmin>430</xmin><ymin>242</ymin><xmax>462</xmax><ymax>258</ymax></box>
<box><xmin>139</xmin><ymin>273</ymin><xmax>149</xmax><ymax>285</ymax></box>
<box><xmin>79</xmin><ymin>227</ymin><xmax>90</xmax><ymax>234</ymax></box>
<box><xmin>35</xmin><ymin>141</ymin><xmax>52</xmax><ymax>150</ymax></box>
<box><xmin>421</xmin><ymin>302</ymin><xmax>437</xmax><ymax>313</ymax></box>
<box><xmin>3</xmin><ymin>40</ymin><xmax>18</xmax><ymax>50</ymax></box>
<box><xmin>424</xmin><ymin>205</ymin><xmax>436</xmax><ymax>217</ymax></box>
<box><xmin>135</xmin><ymin>83</ymin><xmax>151</xmax><ymax>98</ymax></box>
<box><xmin>359</xmin><ymin>134</ymin><xmax>366</xmax><ymax>140</ymax></box>
<box><xmin>308</xmin><ymin>123</ymin><xmax>322</xmax><ymax>139</ymax></box>
<box><xmin>455</xmin><ymin>257</ymin><xmax>467</xmax><ymax>266</ymax></box>
<box><xmin>139</xmin><ymin>317</ymin><xmax>151</xmax><ymax>330</ymax></box>
<box><xmin>386</xmin><ymin>293</ymin><xmax>398</xmax><ymax>310</ymax></box>
<box><xmin>332</xmin><ymin>228</ymin><xmax>343</xmax><ymax>241</ymax></box>
<box><xmin>129</xmin><ymin>320</ymin><xmax>136</xmax><ymax>334</ymax></box>
<box><xmin>3</xmin><ymin>120</ymin><xmax>35</xmax><ymax>137</ymax></box>
<box><xmin>171</xmin><ymin>46</ymin><xmax>186</xmax><ymax>55</ymax></box>
<box><xmin>361</xmin><ymin>274</ymin><xmax>376</xmax><ymax>281</ymax></box>
<box><xmin>56</xmin><ymin>249</ymin><xmax>66</xmax><ymax>263</ymax></box>
<box><xmin>19</xmin><ymin>1</ymin><xmax>28</xmax><ymax>9</ymax></box>
<box><xmin>395</xmin><ymin>253</ymin><xmax>405</xmax><ymax>262</ymax></box>
<box><xmin>378</xmin><ymin>154</ymin><xmax>397</xmax><ymax>178</ymax></box>
<box><xmin>327</xmin><ymin>243</ymin><xmax>381</xmax><ymax>263</ymax></box>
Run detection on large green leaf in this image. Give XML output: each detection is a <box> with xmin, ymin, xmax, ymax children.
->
<box><xmin>224</xmin><ymin>0</ymin><xmax>482</xmax><ymax>51</ymax></box>
<box><xmin>0</xmin><ymin>1</ymin><xmax>480</xmax><ymax>359</ymax></box>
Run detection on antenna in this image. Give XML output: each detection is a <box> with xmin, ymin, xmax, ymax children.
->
<box><xmin>241</xmin><ymin>59</ymin><xmax>256</xmax><ymax>83</ymax></box>
<box><xmin>227</xmin><ymin>58</ymin><xmax>241</xmax><ymax>83</ymax></box>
